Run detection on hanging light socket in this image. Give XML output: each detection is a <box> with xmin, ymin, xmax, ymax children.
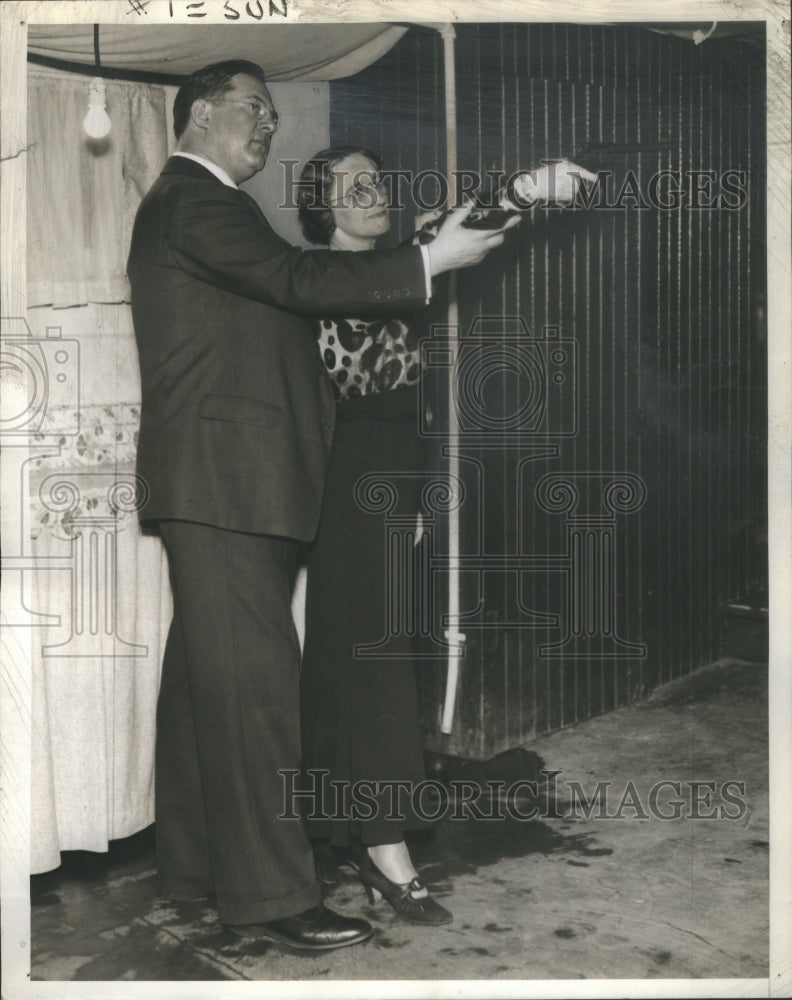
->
<box><xmin>83</xmin><ymin>77</ymin><xmax>111</xmax><ymax>139</ymax></box>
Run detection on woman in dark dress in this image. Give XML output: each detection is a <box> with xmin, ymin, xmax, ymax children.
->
<box><xmin>297</xmin><ymin>147</ymin><xmax>451</xmax><ymax>925</ymax></box>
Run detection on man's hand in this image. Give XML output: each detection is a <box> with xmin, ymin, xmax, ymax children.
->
<box><xmin>512</xmin><ymin>159</ymin><xmax>598</xmax><ymax>206</ymax></box>
<box><xmin>426</xmin><ymin>201</ymin><xmax>520</xmax><ymax>277</ymax></box>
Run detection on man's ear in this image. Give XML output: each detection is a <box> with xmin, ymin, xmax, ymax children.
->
<box><xmin>190</xmin><ymin>99</ymin><xmax>212</xmax><ymax>130</ymax></box>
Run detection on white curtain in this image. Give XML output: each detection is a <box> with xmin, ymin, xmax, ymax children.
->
<box><xmin>29</xmin><ymin>486</ymin><xmax>172</xmax><ymax>871</ymax></box>
<box><xmin>26</xmin><ymin>69</ymin><xmax>173</xmax><ymax>873</ymax></box>
<box><xmin>27</xmin><ymin>70</ymin><xmax>168</xmax><ymax>308</ymax></box>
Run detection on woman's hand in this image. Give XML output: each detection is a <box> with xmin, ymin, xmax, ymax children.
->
<box><xmin>413</xmin><ymin>208</ymin><xmax>446</xmax><ymax>235</ymax></box>
<box><xmin>425</xmin><ymin>200</ymin><xmax>520</xmax><ymax>276</ymax></box>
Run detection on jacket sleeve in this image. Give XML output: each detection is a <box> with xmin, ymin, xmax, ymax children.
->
<box><xmin>165</xmin><ymin>184</ymin><xmax>427</xmax><ymax>316</ymax></box>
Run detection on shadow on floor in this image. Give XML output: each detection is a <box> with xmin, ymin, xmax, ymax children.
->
<box><xmin>28</xmin><ymin>658</ymin><xmax>768</xmax><ymax>983</ymax></box>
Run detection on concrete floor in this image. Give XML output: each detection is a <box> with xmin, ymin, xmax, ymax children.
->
<box><xmin>29</xmin><ymin>658</ymin><xmax>768</xmax><ymax>985</ymax></box>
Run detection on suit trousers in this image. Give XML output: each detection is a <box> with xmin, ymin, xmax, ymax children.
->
<box><xmin>156</xmin><ymin>520</ymin><xmax>321</xmax><ymax>925</ymax></box>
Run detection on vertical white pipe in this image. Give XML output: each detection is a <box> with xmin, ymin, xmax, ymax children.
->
<box><xmin>436</xmin><ymin>24</ymin><xmax>464</xmax><ymax>736</ymax></box>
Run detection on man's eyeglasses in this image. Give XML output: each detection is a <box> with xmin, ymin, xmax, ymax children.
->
<box><xmin>331</xmin><ymin>172</ymin><xmax>387</xmax><ymax>209</ymax></box>
<box><xmin>217</xmin><ymin>98</ymin><xmax>279</xmax><ymax>127</ymax></box>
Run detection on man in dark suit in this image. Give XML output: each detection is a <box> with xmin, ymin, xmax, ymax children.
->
<box><xmin>127</xmin><ymin>59</ymin><xmax>512</xmax><ymax>952</ymax></box>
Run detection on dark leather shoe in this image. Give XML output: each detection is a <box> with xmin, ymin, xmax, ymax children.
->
<box><xmin>313</xmin><ymin>839</ymin><xmax>339</xmax><ymax>886</ymax></box>
<box><xmin>226</xmin><ymin>905</ymin><xmax>372</xmax><ymax>952</ymax></box>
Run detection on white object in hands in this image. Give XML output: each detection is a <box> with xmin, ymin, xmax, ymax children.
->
<box><xmin>509</xmin><ymin>159</ymin><xmax>598</xmax><ymax>207</ymax></box>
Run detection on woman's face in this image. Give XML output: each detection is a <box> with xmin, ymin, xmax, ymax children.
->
<box><xmin>328</xmin><ymin>153</ymin><xmax>390</xmax><ymax>247</ymax></box>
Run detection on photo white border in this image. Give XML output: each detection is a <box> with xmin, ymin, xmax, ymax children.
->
<box><xmin>1</xmin><ymin>1</ymin><xmax>789</xmax><ymax>998</ymax></box>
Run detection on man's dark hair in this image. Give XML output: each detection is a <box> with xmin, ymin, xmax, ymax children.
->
<box><xmin>297</xmin><ymin>147</ymin><xmax>382</xmax><ymax>246</ymax></box>
<box><xmin>173</xmin><ymin>60</ymin><xmax>267</xmax><ymax>139</ymax></box>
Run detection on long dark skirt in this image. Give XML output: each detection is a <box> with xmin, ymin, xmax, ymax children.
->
<box><xmin>300</xmin><ymin>385</ymin><xmax>430</xmax><ymax>846</ymax></box>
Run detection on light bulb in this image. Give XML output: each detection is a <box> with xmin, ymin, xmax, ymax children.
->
<box><xmin>83</xmin><ymin>77</ymin><xmax>111</xmax><ymax>139</ymax></box>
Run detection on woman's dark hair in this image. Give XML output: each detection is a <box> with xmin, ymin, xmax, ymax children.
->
<box><xmin>297</xmin><ymin>147</ymin><xmax>382</xmax><ymax>246</ymax></box>
<box><xmin>173</xmin><ymin>60</ymin><xmax>268</xmax><ymax>140</ymax></box>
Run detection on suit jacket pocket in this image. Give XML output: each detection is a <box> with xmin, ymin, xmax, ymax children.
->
<box><xmin>198</xmin><ymin>393</ymin><xmax>282</xmax><ymax>428</ymax></box>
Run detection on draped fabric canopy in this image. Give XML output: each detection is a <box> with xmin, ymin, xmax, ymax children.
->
<box><xmin>28</xmin><ymin>23</ymin><xmax>408</xmax><ymax>81</ymax></box>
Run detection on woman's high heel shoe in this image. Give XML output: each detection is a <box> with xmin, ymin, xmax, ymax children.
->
<box><xmin>358</xmin><ymin>852</ymin><xmax>453</xmax><ymax>925</ymax></box>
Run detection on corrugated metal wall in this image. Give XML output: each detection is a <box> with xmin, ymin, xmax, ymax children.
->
<box><xmin>330</xmin><ymin>23</ymin><xmax>767</xmax><ymax>758</ymax></box>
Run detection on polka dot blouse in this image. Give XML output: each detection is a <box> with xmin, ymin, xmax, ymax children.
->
<box><xmin>316</xmin><ymin>316</ymin><xmax>422</xmax><ymax>400</ymax></box>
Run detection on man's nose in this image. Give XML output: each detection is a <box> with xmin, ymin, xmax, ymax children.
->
<box><xmin>257</xmin><ymin>116</ymin><xmax>278</xmax><ymax>134</ymax></box>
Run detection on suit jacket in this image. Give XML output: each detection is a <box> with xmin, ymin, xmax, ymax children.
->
<box><xmin>127</xmin><ymin>156</ymin><xmax>426</xmax><ymax>541</ymax></box>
